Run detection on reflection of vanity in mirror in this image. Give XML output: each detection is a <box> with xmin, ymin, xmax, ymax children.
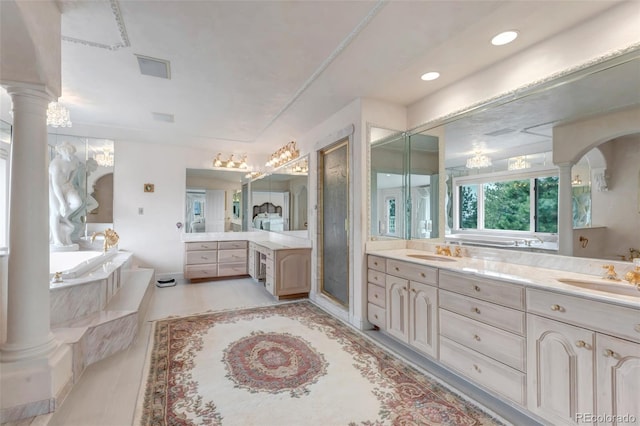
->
<box><xmin>185</xmin><ymin>168</ymin><xmax>246</xmax><ymax>233</ymax></box>
<box><xmin>371</xmin><ymin>52</ymin><xmax>640</xmax><ymax>262</ymax></box>
<box><xmin>250</xmin><ymin>156</ymin><xmax>309</xmax><ymax>238</ymax></box>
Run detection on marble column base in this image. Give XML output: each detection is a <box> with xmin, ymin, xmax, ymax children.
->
<box><xmin>0</xmin><ymin>343</ymin><xmax>72</xmax><ymax>423</ymax></box>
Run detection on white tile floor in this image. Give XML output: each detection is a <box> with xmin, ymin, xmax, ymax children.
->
<box><xmin>46</xmin><ymin>277</ymin><xmax>277</xmax><ymax>426</ymax></box>
<box><xmin>19</xmin><ymin>276</ymin><xmax>533</xmax><ymax>426</ymax></box>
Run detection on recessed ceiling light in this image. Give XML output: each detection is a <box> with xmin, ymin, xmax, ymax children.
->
<box><xmin>491</xmin><ymin>30</ymin><xmax>518</xmax><ymax>46</ymax></box>
<box><xmin>420</xmin><ymin>71</ymin><xmax>440</xmax><ymax>81</ymax></box>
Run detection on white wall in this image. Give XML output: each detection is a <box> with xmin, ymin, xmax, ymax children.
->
<box><xmin>113</xmin><ymin>140</ymin><xmax>223</xmax><ymax>275</ymax></box>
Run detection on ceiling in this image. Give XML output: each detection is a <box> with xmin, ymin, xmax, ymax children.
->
<box><xmin>0</xmin><ymin>0</ymin><xmax>630</xmax><ymax>160</ymax></box>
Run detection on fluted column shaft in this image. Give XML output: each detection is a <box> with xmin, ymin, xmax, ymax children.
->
<box><xmin>0</xmin><ymin>85</ymin><xmax>56</xmax><ymax>361</ymax></box>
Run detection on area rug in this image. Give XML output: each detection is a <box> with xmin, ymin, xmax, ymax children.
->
<box><xmin>136</xmin><ymin>301</ymin><xmax>504</xmax><ymax>425</ymax></box>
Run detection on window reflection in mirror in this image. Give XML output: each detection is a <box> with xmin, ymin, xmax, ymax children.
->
<box><xmin>185</xmin><ymin>168</ymin><xmax>245</xmax><ymax>233</ymax></box>
<box><xmin>0</xmin><ymin>120</ymin><xmax>11</xmax><ymax>248</ymax></box>
<box><xmin>250</xmin><ymin>156</ymin><xmax>309</xmax><ymax>237</ymax></box>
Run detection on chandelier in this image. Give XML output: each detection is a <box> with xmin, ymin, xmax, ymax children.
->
<box><xmin>265</xmin><ymin>141</ymin><xmax>299</xmax><ymax>168</ymax></box>
<box><xmin>213</xmin><ymin>153</ymin><xmax>248</xmax><ymax>169</ymax></box>
<box><xmin>507</xmin><ymin>155</ymin><xmax>530</xmax><ymax>171</ymax></box>
<box><xmin>95</xmin><ymin>147</ymin><xmax>114</xmax><ymax>167</ymax></box>
<box><xmin>46</xmin><ymin>102</ymin><xmax>72</xmax><ymax>127</ymax></box>
<box><xmin>465</xmin><ymin>150</ymin><xmax>492</xmax><ymax>169</ymax></box>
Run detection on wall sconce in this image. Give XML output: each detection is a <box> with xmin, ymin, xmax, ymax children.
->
<box><xmin>213</xmin><ymin>153</ymin><xmax>248</xmax><ymax>169</ymax></box>
<box><xmin>265</xmin><ymin>141</ymin><xmax>299</xmax><ymax>168</ymax></box>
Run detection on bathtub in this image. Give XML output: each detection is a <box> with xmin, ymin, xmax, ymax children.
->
<box><xmin>50</xmin><ymin>250</ymin><xmax>118</xmax><ymax>279</ymax></box>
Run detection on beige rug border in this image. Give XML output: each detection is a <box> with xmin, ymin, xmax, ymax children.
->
<box><xmin>132</xmin><ymin>299</ymin><xmax>511</xmax><ymax>426</ymax></box>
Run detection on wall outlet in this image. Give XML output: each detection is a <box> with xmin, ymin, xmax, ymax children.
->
<box><xmin>138</xmin><ymin>207</ymin><xmax>144</xmax><ymax>215</ymax></box>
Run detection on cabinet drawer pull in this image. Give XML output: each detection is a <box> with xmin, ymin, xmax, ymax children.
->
<box><xmin>603</xmin><ymin>349</ymin><xmax>616</xmax><ymax>357</ymax></box>
<box><xmin>374</xmin><ymin>261</ymin><xmax>379</xmax><ymax>266</ymax></box>
<box><xmin>420</xmin><ymin>272</ymin><xmax>426</xmax><ymax>278</ymax></box>
<box><xmin>473</xmin><ymin>334</ymin><xmax>481</xmax><ymax>341</ymax></box>
<box><xmin>201</xmin><ymin>256</ymin><xmax>209</xmax><ymax>260</ymax></box>
<box><xmin>474</xmin><ymin>285</ymin><xmax>481</xmax><ymax>292</ymax></box>
<box><xmin>201</xmin><ymin>244</ymin><xmax>208</xmax><ymax>248</ymax></box>
<box><xmin>395</xmin><ymin>266</ymin><xmax>400</xmax><ymax>271</ymax></box>
<box><xmin>472</xmin><ymin>307</ymin><xmax>481</xmax><ymax>314</ymax></box>
<box><xmin>550</xmin><ymin>304</ymin><xmax>562</xmax><ymax>311</ymax></box>
<box><xmin>374</xmin><ymin>294</ymin><xmax>378</xmax><ymax>298</ymax></box>
<box><xmin>411</xmin><ymin>288</ymin><xmax>416</xmax><ymax>293</ymax></box>
<box><xmin>374</xmin><ymin>314</ymin><xmax>378</xmax><ymax>319</ymax></box>
<box><xmin>575</xmin><ymin>340</ymin><xmax>586</xmax><ymax>348</ymax></box>
<box><xmin>473</xmin><ymin>364</ymin><xmax>481</xmax><ymax>373</ymax></box>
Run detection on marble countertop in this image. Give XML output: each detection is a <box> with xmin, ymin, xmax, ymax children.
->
<box><xmin>367</xmin><ymin>248</ymin><xmax>640</xmax><ymax>309</ymax></box>
<box><xmin>182</xmin><ymin>231</ymin><xmax>312</xmax><ymax>250</ymax></box>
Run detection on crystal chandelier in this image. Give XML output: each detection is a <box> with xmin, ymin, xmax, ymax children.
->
<box><xmin>265</xmin><ymin>141</ymin><xmax>299</xmax><ymax>168</ymax></box>
<box><xmin>95</xmin><ymin>147</ymin><xmax>114</xmax><ymax>167</ymax></box>
<box><xmin>507</xmin><ymin>155</ymin><xmax>530</xmax><ymax>171</ymax></box>
<box><xmin>46</xmin><ymin>102</ymin><xmax>72</xmax><ymax>127</ymax></box>
<box><xmin>465</xmin><ymin>150</ymin><xmax>492</xmax><ymax>169</ymax></box>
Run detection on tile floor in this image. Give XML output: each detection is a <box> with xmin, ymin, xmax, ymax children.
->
<box><xmin>47</xmin><ymin>277</ymin><xmax>276</xmax><ymax>426</ymax></box>
<box><xmin>14</xmin><ymin>276</ymin><xmax>534</xmax><ymax>426</ymax></box>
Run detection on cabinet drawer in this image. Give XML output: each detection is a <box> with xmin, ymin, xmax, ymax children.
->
<box><xmin>218</xmin><ymin>262</ymin><xmax>247</xmax><ymax>277</ymax></box>
<box><xmin>368</xmin><ymin>283</ymin><xmax>386</xmax><ymax>308</ymax></box>
<box><xmin>265</xmin><ymin>260</ymin><xmax>274</xmax><ymax>277</ymax></box>
<box><xmin>218</xmin><ymin>249</ymin><xmax>247</xmax><ymax>263</ymax></box>
<box><xmin>185</xmin><ymin>250</ymin><xmax>218</xmax><ymax>265</ymax></box>
<box><xmin>185</xmin><ymin>241</ymin><xmax>218</xmax><ymax>251</ymax></box>
<box><xmin>440</xmin><ymin>309</ymin><xmax>526</xmax><ymax>371</ymax></box>
<box><xmin>367</xmin><ymin>269</ymin><xmax>386</xmax><ymax>286</ymax></box>
<box><xmin>387</xmin><ymin>259</ymin><xmax>437</xmax><ymax>285</ymax></box>
<box><xmin>368</xmin><ymin>303</ymin><xmax>385</xmax><ymax>329</ymax></box>
<box><xmin>219</xmin><ymin>240</ymin><xmax>247</xmax><ymax>250</ymax></box>
<box><xmin>527</xmin><ymin>288</ymin><xmax>640</xmax><ymax>343</ymax></box>
<box><xmin>439</xmin><ymin>290</ymin><xmax>525</xmax><ymax>335</ymax></box>
<box><xmin>439</xmin><ymin>270</ymin><xmax>524</xmax><ymax>309</ymax></box>
<box><xmin>440</xmin><ymin>337</ymin><xmax>526</xmax><ymax>405</ymax></box>
<box><xmin>368</xmin><ymin>255</ymin><xmax>386</xmax><ymax>272</ymax></box>
<box><xmin>185</xmin><ymin>264</ymin><xmax>217</xmax><ymax>279</ymax></box>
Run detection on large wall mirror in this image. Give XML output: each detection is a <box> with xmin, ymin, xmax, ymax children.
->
<box><xmin>48</xmin><ymin>133</ymin><xmax>115</xmax><ymax>242</ymax></box>
<box><xmin>250</xmin><ymin>156</ymin><xmax>309</xmax><ymax>237</ymax></box>
<box><xmin>185</xmin><ymin>168</ymin><xmax>247</xmax><ymax>233</ymax></box>
<box><xmin>430</xmin><ymin>50</ymin><xmax>639</xmax><ymax>260</ymax></box>
<box><xmin>370</xmin><ymin>129</ymin><xmax>440</xmax><ymax>240</ymax></box>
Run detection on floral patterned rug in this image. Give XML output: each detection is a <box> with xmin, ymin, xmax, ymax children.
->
<box><xmin>136</xmin><ymin>301</ymin><xmax>504</xmax><ymax>425</ymax></box>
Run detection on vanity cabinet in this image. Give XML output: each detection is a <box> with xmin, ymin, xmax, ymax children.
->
<box><xmin>526</xmin><ymin>288</ymin><xmax>640</xmax><ymax>426</ymax></box>
<box><xmin>384</xmin><ymin>258</ymin><xmax>438</xmax><ymax>358</ymax></box>
<box><xmin>250</xmin><ymin>243</ymin><xmax>311</xmax><ymax>299</ymax></box>
<box><xmin>438</xmin><ymin>270</ymin><xmax>526</xmax><ymax>405</ymax></box>
<box><xmin>184</xmin><ymin>240</ymin><xmax>247</xmax><ymax>281</ymax></box>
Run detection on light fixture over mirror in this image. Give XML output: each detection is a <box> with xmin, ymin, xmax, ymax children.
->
<box><xmin>213</xmin><ymin>153</ymin><xmax>248</xmax><ymax>169</ymax></box>
<box><xmin>265</xmin><ymin>141</ymin><xmax>299</xmax><ymax>168</ymax></box>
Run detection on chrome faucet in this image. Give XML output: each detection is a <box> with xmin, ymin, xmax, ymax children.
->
<box><xmin>91</xmin><ymin>228</ymin><xmax>120</xmax><ymax>252</ymax></box>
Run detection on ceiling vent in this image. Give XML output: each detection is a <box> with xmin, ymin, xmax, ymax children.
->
<box><xmin>135</xmin><ymin>54</ymin><xmax>171</xmax><ymax>79</ymax></box>
<box><xmin>484</xmin><ymin>128</ymin><xmax>516</xmax><ymax>137</ymax></box>
<box><xmin>152</xmin><ymin>112</ymin><xmax>174</xmax><ymax>123</ymax></box>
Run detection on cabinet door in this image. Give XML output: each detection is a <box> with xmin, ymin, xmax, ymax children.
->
<box><xmin>596</xmin><ymin>334</ymin><xmax>640</xmax><ymax>426</ymax></box>
<box><xmin>385</xmin><ymin>275</ymin><xmax>409</xmax><ymax>342</ymax></box>
<box><xmin>527</xmin><ymin>314</ymin><xmax>595</xmax><ymax>425</ymax></box>
<box><xmin>275</xmin><ymin>250</ymin><xmax>310</xmax><ymax>296</ymax></box>
<box><xmin>409</xmin><ymin>281</ymin><xmax>438</xmax><ymax>358</ymax></box>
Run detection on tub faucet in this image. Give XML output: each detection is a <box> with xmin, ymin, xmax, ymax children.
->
<box><xmin>624</xmin><ymin>266</ymin><xmax>640</xmax><ymax>289</ymax></box>
<box><xmin>602</xmin><ymin>264</ymin><xmax>620</xmax><ymax>281</ymax></box>
<box><xmin>91</xmin><ymin>228</ymin><xmax>120</xmax><ymax>252</ymax></box>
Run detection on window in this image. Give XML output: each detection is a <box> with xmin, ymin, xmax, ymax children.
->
<box><xmin>454</xmin><ymin>169</ymin><xmax>558</xmax><ymax>234</ymax></box>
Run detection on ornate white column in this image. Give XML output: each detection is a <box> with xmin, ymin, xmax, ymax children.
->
<box><xmin>0</xmin><ymin>84</ymin><xmax>71</xmax><ymax>422</ymax></box>
<box><xmin>557</xmin><ymin>162</ymin><xmax>574</xmax><ymax>256</ymax></box>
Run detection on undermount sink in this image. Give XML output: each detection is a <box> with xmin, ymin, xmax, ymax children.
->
<box><xmin>557</xmin><ymin>278</ymin><xmax>640</xmax><ymax>297</ymax></box>
<box><xmin>406</xmin><ymin>254</ymin><xmax>458</xmax><ymax>262</ymax></box>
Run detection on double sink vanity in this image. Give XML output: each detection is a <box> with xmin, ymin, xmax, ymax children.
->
<box><xmin>366</xmin><ymin>245</ymin><xmax>640</xmax><ymax>425</ymax></box>
<box><xmin>183</xmin><ymin>232</ymin><xmax>311</xmax><ymax>300</ymax></box>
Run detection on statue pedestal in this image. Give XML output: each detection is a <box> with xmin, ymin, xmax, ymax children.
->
<box><xmin>50</xmin><ymin>244</ymin><xmax>79</xmax><ymax>252</ymax></box>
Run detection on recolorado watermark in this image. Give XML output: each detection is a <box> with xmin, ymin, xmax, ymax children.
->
<box><xmin>576</xmin><ymin>413</ymin><xmax>637</xmax><ymax>423</ymax></box>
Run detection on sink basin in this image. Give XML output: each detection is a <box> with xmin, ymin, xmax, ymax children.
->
<box><xmin>406</xmin><ymin>254</ymin><xmax>458</xmax><ymax>262</ymax></box>
<box><xmin>557</xmin><ymin>278</ymin><xmax>640</xmax><ymax>297</ymax></box>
